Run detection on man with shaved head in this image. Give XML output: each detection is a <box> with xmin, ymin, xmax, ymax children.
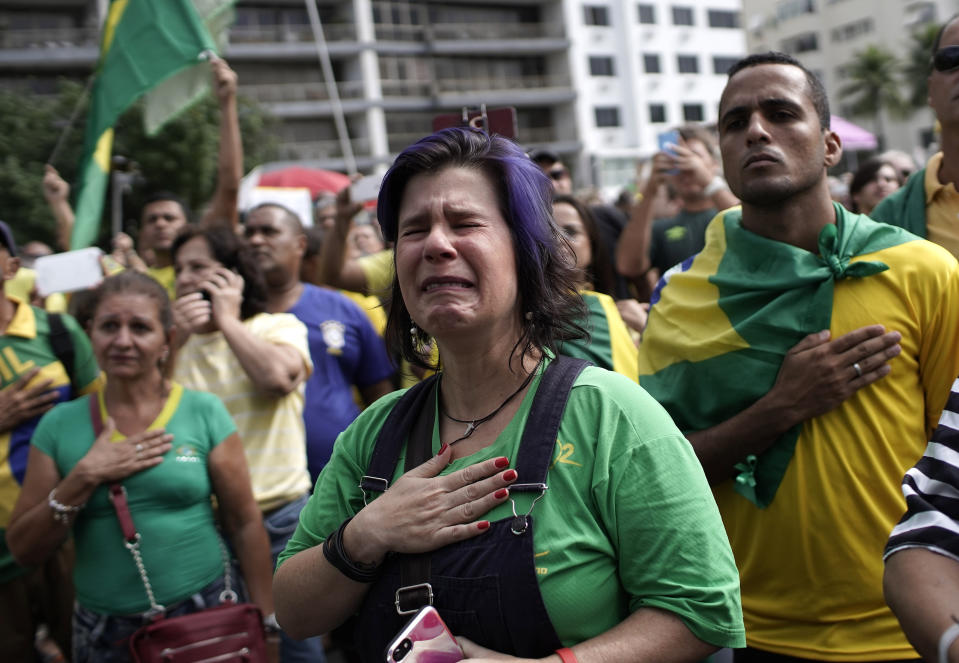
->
<box><xmin>244</xmin><ymin>204</ymin><xmax>394</xmax><ymax>481</ymax></box>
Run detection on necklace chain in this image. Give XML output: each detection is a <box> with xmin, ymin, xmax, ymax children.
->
<box><xmin>439</xmin><ymin>358</ymin><xmax>543</xmax><ymax>446</ymax></box>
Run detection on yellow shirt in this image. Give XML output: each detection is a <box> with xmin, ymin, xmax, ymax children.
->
<box><xmin>339</xmin><ymin>289</ymin><xmax>386</xmax><ymax>336</ymax></box>
<box><xmin>147</xmin><ymin>265</ymin><xmax>177</xmax><ymax>301</ymax></box>
<box><xmin>4</xmin><ymin>268</ymin><xmax>67</xmax><ymax>313</ymax></box>
<box><xmin>357</xmin><ymin>249</ymin><xmax>393</xmax><ymax>301</ymax></box>
<box><xmin>923</xmin><ymin>152</ymin><xmax>959</xmax><ymax>259</ymax></box>
<box><xmin>173</xmin><ymin>313</ymin><xmax>313</xmax><ymax>511</ymax></box>
<box><xmin>715</xmin><ymin>239</ymin><xmax>959</xmax><ymax>660</ymax></box>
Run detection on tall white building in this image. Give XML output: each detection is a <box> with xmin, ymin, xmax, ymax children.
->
<box><xmin>741</xmin><ymin>0</ymin><xmax>959</xmax><ymax>158</ymax></box>
<box><xmin>0</xmin><ymin>0</ymin><xmax>747</xmax><ymax>193</ymax></box>
<box><xmin>565</xmin><ymin>0</ymin><xmax>745</xmax><ymax>192</ymax></box>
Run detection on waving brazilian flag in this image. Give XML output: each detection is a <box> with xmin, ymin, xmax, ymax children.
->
<box><xmin>71</xmin><ymin>0</ymin><xmax>216</xmax><ymax>249</ymax></box>
<box><xmin>638</xmin><ymin>203</ymin><xmax>915</xmax><ymax>507</ymax></box>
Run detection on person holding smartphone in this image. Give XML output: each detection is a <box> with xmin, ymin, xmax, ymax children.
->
<box><xmin>615</xmin><ymin>125</ymin><xmax>738</xmax><ymax>301</ymax></box>
<box><xmin>274</xmin><ymin>128</ymin><xmax>745</xmax><ymax>663</ymax></box>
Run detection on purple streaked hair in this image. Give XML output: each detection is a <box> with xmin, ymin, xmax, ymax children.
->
<box><xmin>377</xmin><ymin>127</ymin><xmax>586</xmax><ymax>370</ymax></box>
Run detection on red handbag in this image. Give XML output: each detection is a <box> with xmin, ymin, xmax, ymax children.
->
<box><xmin>108</xmin><ymin>483</ymin><xmax>268</xmax><ymax>663</ymax></box>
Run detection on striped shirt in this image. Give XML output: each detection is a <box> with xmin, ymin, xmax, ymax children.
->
<box><xmin>885</xmin><ymin>377</ymin><xmax>959</xmax><ymax>563</ymax></box>
<box><xmin>174</xmin><ymin>312</ymin><xmax>313</xmax><ymax>511</ymax></box>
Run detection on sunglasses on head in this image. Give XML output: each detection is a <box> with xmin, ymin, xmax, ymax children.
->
<box><xmin>548</xmin><ymin>167</ymin><xmax>569</xmax><ymax>181</ymax></box>
<box><xmin>933</xmin><ymin>45</ymin><xmax>959</xmax><ymax>72</ymax></box>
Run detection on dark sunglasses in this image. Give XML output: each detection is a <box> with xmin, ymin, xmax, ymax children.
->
<box><xmin>933</xmin><ymin>45</ymin><xmax>959</xmax><ymax>72</ymax></box>
<box><xmin>548</xmin><ymin>167</ymin><xmax>569</xmax><ymax>181</ymax></box>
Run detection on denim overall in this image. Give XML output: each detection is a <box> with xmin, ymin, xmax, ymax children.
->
<box><xmin>355</xmin><ymin>356</ymin><xmax>588</xmax><ymax>663</ymax></box>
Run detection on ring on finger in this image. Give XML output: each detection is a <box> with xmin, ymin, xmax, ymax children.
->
<box><xmin>852</xmin><ymin>362</ymin><xmax>863</xmax><ymax>378</ymax></box>
<box><xmin>135</xmin><ymin>443</ymin><xmax>143</xmax><ymax>457</ymax></box>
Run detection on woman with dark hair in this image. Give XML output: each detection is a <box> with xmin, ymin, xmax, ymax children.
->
<box><xmin>849</xmin><ymin>158</ymin><xmax>903</xmax><ymax>215</ymax></box>
<box><xmin>273</xmin><ymin>128</ymin><xmax>744</xmax><ymax>662</ymax></box>
<box><xmin>170</xmin><ymin>227</ymin><xmax>320</xmax><ymax>662</ymax></box>
<box><xmin>7</xmin><ymin>271</ymin><xmax>276</xmax><ymax>662</ymax></box>
<box><xmin>552</xmin><ymin>194</ymin><xmax>639</xmax><ymax>378</ymax></box>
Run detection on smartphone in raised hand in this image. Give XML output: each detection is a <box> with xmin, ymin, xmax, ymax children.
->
<box><xmin>657</xmin><ymin>129</ymin><xmax>681</xmax><ymax>175</ymax></box>
<box><xmin>385</xmin><ymin>606</ymin><xmax>463</xmax><ymax>663</ymax></box>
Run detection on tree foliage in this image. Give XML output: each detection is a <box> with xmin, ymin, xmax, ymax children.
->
<box><xmin>0</xmin><ymin>79</ymin><xmax>277</xmax><ymax>249</ymax></box>
<box><xmin>903</xmin><ymin>23</ymin><xmax>941</xmax><ymax>109</ymax></box>
<box><xmin>839</xmin><ymin>45</ymin><xmax>909</xmax><ymax>119</ymax></box>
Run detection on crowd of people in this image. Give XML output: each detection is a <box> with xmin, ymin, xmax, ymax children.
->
<box><xmin>2</xmin><ymin>13</ymin><xmax>959</xmax><ymax>663</ymax></box>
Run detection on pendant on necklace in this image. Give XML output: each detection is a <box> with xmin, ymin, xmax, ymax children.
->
<box><xmin>463</xmin><ymin>421</ymin><xmax>476</xmax><ymax>437</ymax></box>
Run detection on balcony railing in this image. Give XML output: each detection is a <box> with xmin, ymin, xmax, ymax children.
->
<box><xmin>0</xmin><ymin>26</ymin><xmax>100</xmax><ymax>49</ymax></box>
<box><xmin>229</xmin><ymin>23</ymin><xmax>356</xmax><ymax>44</ymax></box>
<box><xmin>276</xmin><ymin>137</ymin><xmax>371</xmax><ymax>161</ymax></box>
<box><xmin>437</xmin><ymin>73</ymin><xmax>570</xmax><ymax>93</ymax></box>
<box><xmin>379</xmin><ymin>74</ymin><xmax>570</xmax><ymax>98</ymax></box>
<box><xmin>374</xmin><ymin>22</ymin><xmax>563</xmax><ymax>41</ymax></box>
<box><xmin>241</xmin><ymin>80</ymin><xmax>366</xmax><ymax>104</ymax></box>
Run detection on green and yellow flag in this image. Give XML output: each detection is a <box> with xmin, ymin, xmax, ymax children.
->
<box><xmin>71</xmin><ymin>0</ymin><xmax>216</xmax><ymax>249</ymax></box>
<box><xmin>638</xmin><ymin>204</ymin><xmax>915</xmax><ymax>507</ymax></box>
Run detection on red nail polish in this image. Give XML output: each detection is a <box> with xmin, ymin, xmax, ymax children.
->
<box><xmin>437</xmin><ymin>442</ymin><xmax>449</xmax><ymax>456</ymax></box>
<box><xmin>476</xmin><ymin>521</ymin><xmax>490</xmax><ymax>530</ymax></box>
<box><xmin>503</xmin><ymin>469</ymin><xmax>518</xmax><ymax>481</ymax></box>
<box><xmin>494</xmin><ymin>488</ymin><xmax>509</xmax><ymax>499</ymax></box>
<box><xmin>494</xmin><ymin>456</ymin><xmax>509</xmax><ymax>468</ymax></box>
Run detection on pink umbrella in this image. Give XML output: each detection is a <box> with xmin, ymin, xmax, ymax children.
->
<box><xmin>258</xmin><ymin>166</ymin><xmax>351</xmax><ymax>199</ymax></box>
<box><xmin>830</xmin><ymin>116</ymin><xmax>878</xmax><ymax>151</ymax></box>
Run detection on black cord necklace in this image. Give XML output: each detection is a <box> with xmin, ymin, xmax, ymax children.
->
<box><xmin>440</xmin><ymin>357</ymin><xmax>544</xmax><ymax>446</ymax></box>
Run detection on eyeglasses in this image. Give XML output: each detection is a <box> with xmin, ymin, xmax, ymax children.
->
<box><xmin>933</xmin><ymin>45</ymin><xmax>959</xmax><ymax>72</ymax></box>
<box><xmin>548</xmin><ymin>167</ymin><xmax>569</xmax><ymax>181</ymax></box>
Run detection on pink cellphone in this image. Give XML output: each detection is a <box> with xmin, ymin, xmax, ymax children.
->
<box><xmin>385</xmin><ymin>606</ymin><xmax>464</xmax><ymax>663</ymax></box>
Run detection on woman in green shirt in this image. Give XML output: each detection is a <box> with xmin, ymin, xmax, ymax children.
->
<box><xmin>7</xmin><ymin>271</ymin><xmax>277</xmax><ymax>662</ymax></box>
<box><xmin>274</xmin><ymin>128</ymin><xmax>744</xmax><ymax>663</ymax></box>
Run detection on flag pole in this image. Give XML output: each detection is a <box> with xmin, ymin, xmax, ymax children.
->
<box><xmin>47</xmin><ymin>74</ymin><xmax>96</xmax><ymax>167</ymax></box>
<box><xmin>304</xmin><ymin>0</ymin><xmax>357</xmax><ymax>175</ymax></box>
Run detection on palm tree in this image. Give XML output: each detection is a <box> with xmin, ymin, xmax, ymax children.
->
<box><xmin>839</xmin><ymin>45</ymin><xmax>908</xmax><ymax>150</ymax></box>
<box><xmin>902</xmin><ymin>23</ymin><xmax>942</xmax><ymax>110</ymax></box>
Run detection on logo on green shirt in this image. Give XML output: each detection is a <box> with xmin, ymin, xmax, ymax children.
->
<box><xmin>665</xmin><ymin>226</ymin><xmax>688</xmax><ymax>242</ymax></box>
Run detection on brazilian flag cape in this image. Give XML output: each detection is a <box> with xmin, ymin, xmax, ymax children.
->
<box><xmin>639</xmin><ymin>203</ymin><xmax>916</xmax><ymax>507</ymax></box>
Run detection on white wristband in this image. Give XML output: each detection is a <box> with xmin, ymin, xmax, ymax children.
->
<box><xmin>939</xmin><ymin>620</ymin><xmax>959</xmax><ymax>663</ymax></box>
<box><xmin>703</xmin><ymin>175</ymin><xmax>727</xmax><ymax>197</ymax></box>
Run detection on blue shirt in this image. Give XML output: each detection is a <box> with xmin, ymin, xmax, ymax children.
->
<box><xmin>288</xmin><ymin>284</ymin><xmax>394</xmax><ymax>481</ymax></box>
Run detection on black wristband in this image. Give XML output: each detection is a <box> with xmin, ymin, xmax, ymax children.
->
<box><xmin>322</xmin><ymin>517</ymin><xmax>382</xmax><ymax>583</ymax></box>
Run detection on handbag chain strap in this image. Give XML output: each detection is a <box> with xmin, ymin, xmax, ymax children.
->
<box><xmin>109</xmin><ymin>483</ymin><xmax>238</xmax><ymax>618</ymax></box>
<box><xmin>92</xmin><ymin>386</ymin><xmax>238</xmax><ymax>618</ymax></box>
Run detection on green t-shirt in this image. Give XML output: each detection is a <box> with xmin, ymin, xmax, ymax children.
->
<box><xmin>31</xmin><ymin>384</ymin><xmax>237</xmax><ymax>614</ymax></box>
<box><xmin>649</xmin><ymin>208</ymin><xmax>717</xmax><ymax>275</ymax></box>
<box><xmin>279</xmin><ymin>361</ymin><xmax>745</xmax><ymax>649</ymax></box>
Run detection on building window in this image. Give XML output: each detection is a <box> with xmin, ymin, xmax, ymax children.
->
<box><xmin>649</xmin><ymin>103</ymin><xmax>667</xmax><ymax>123</ymax></box>
<box><xmin>677</xmin><ymin>54</ymin><xmax>699</xmax><ymax>74</ymax></box>
<box><xmin>708</xmin><ymin>9</ymin><xmax>740</xmax><ymax>28</ymax></box>
<box><xmin>778</xmin><ymin>0</ymin><xmax>816</xmax><ymax>20</ymax></box>
<box><xmin>595</xmin><ymin>106</ymin><xmax>621</xmax><ymax>127</ymax></box>
<box><xmin>584</xmin><ymin>5</ymin><xmax>610</xmax><ymax>26</ymax></box>
<box><xmin>713</xmin><ymin>56</ymin><xmax>740</xmax><ymax>74</ymax></box>
<box><xmin>683</xmin><ymin>103</ymin><xmax>704</xmax><ymax>122</ymax></box>
<box><xmin>643</xmin><ymin>53</ymin><xmax>661</xmax><ymax>73</ymax></box>
<box><xmin>672</xmin><ymin>6</ymin><xmax>694</xmax><ymax>26</ymax></box>
<box><xmin>589</xmin><ymin>56</ymin><xmax>615</xmax><ymax>76</ymax></box>
<box><xmin>830</xmin><ymin>17</ymin><xmax>874</xmax><ymax>42</ymax></box>
<box><xmin>638</xmin><ymin>3</ymin><xmax>656</xmax><ymax>24</ymax></box>
<box><xmin>780</xmin><ymin>31</ymin><xmax>819</xmax><ymax>54</ymax></box>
